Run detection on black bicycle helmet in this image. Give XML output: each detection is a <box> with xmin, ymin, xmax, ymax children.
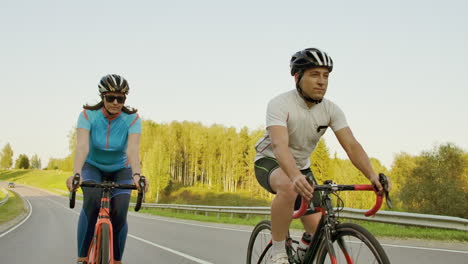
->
<box><xmin>98</xmin><ymin>74</ymin><xmax>129</xmax><ymax>95</ymax></box>
<box><xmin>290</xmin><ymin>48</ymin><xmax>333</xmax><ymax>104</ymax></box>
<box><xmin>290</xmin><ymin>48</ymin><xmax>333</xmax><ymax>76</ymax></box>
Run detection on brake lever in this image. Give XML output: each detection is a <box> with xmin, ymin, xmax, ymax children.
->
<box><xmin>139</xmin><ymin>176</ymin><xmax>146</xmax><ymax>202</ymax></box>
<box><xmin>378</xmin><ymin>173</ymin><xmax>392</xmax><ymax>209</ymax></box>
<box><xmin>72</xmin><ymin>173</ymin><xmax>81</xmax><ymax>190</ymax></box>
<box><xmin>69</xmin><ymin>173</ymin><xmax>81</xmax><ymax>209</ymax></box>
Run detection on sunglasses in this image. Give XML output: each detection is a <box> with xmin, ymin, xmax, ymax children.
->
<box><xmin>104</xmin><ymin>95</ymin><xmax>126</xmax><ymax>104</ymax></box>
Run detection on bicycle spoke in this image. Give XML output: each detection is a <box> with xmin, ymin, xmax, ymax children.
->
<box><xmin>254</xmin><ymin>231</ymin><xmax>272</xmax><ymax>263</ymax></box>
<box><xmin>316</xmin><ymin>224</ymin><xmax>389</xmax><ymax>264</ymax></box>
<box><xmin>333</xmin><ymin>236</ymin><xmax>380</xmax><ymax>263</ymax></box>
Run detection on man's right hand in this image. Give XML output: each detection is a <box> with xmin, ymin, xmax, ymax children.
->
<box><xmin>66</xmin><ymin>174</ymin><xmax>82</xmax><ymax>192</ymax></box>
<box><xmin>292</xmin><ymin>174</ymin><xmax>314</xmax><ymax>200</ymax></box>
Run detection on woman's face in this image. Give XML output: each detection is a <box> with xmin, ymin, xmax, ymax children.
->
<box><xmin>102</xmin><ymin>92</ymin><xmax>126</xmax><ymax>114</ymax></box>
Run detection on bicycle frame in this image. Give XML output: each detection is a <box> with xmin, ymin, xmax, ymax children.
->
<box><xmin>87</xmin><ymin>184</ymin><xmax>115</xmax><ymax>264</ymax></box>
<box><xmin>295</xmin><ymin>177</ymin><xmax>391</xmax><ymax>264</ymax></box>
<box><xmin>301</xmin><ymin>192</ymin><xmax>341</xmax><ymax>263</ymax></box>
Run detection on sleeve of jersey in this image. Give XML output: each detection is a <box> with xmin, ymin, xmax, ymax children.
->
<box><xmin>77</xmin><ymin>110</ymin><xmax>91</xmax><ymax>130</ymax></box>
<box><xmin>266</xmin><ymin>98</ymin><xmax>288</xmax><ymax>128</ymax></box>
<box><xmin>128</xmin><ymin>115</ymin><xmax>142</xmax><ymax>134</ymax></box>
<box><xmin>329</xmin><ymin>104</ymin><xmax>349</xmax><ymax>132</ymax></box>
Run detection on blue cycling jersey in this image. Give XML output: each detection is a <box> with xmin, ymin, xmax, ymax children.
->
<box><xmin>77</xmin><ymin>107</ymin><xmax>142</xmax><ymax>172</ymax></box>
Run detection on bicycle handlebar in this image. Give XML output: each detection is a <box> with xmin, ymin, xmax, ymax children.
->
<box><xmin>69</xmin><ymin>174</ymin><xmax>146</xmax><ymax>212</ymax></box>
<box><xmin>292</xmin><ymin>173</ymin><xmax>391</xmax><ymax>219</ymax></box>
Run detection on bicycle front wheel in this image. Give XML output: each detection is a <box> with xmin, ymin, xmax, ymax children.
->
<box><xmin>99</xmin><ymin>223</ymin><xmax>111</xmax><ymax>264</ymax></box>
<box><xmin>316</xmin><ymin>223</ymin><xmax>390</xmax><ymax>264</ymax></box>
<box><xmin>246</xmin><ymin>220</ymin><xmax>273</xmax><ymax>264</ymax></box>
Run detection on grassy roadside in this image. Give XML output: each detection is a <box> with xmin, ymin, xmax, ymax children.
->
<box><xmin>139</xmin><ymin>208</ymin><xmax>468</xmax><ymax>243</ymax></box>
<box><xmin>0</xmin><ymin>169</ymin><xmax>70</xmax><ymax>193</ymax></box>
<box><xmin>0</xmin><ymin>189</ymin><xmax>6</xmax><ymax>200</ymax></box>
<box><xmin>0</xmin><ymin>170</ymin><xmax>71</xmax><ymax>226</ymax></box>
<box><xmin>0</xmin><ymin>190</ymin><xmax>27</xmax><ymax>225</ymax></box>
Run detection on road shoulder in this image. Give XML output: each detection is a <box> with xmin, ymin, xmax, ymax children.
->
<box><xmin>0</xmin><ymin>189</ymin><xmax>30</xmax><ymax>234</ymax></box>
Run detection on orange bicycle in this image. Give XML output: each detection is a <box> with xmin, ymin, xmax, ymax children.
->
<box><xmin>69</xmin><ymin>174</ymin><xmax>146</xmax><ymax>264</ymax></box>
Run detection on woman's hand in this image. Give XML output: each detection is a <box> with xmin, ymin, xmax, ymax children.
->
<box><xmin>132</xmin><ymin>173</ymin><xmax>149</xmax><ymax>192</ymax></box>
<box><xmin>66</xmin><ymin>174</ymin><xmax>82</xmax><ymax>192</ymax></box>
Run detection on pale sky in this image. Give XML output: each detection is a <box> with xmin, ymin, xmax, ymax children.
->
<box><xmin>1</xmin><ymin>0</ymin><xmax>467</xmax><ymax>169</ymax></box>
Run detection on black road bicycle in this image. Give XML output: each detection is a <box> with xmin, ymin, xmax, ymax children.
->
<box><xmin>247</xmin><ymin>173</ymin><xmax>392</xmax><ymax>264</ymax></box>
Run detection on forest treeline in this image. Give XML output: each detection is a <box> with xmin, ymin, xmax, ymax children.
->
<box><xmin>41</xmin><ymin>120</ymin><xmax>467</xmax><ymax>218</ymax></box>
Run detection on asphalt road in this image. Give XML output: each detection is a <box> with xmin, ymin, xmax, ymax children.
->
<box><xmin>0</xmin><ymin>184</ymin><xmax>467</xmax><ymax>263</ymax></box>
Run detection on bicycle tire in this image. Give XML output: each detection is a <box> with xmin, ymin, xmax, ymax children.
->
<box><xmin>247</xmin><ymin>220</ymin><xmax>273</xmax><ymax>264</ymax></box>
<box><xmin>315</xmin><ymin>223</ymin><xmax>390</xmax><ymax>264</ymax></box>
<box><xmin>99</xmin><ymin>223</ymin><xmax>111</xmax><ymax>264</ymax></box>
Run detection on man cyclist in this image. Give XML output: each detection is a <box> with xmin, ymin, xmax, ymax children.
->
<box><xmin>66</xmin><ymin>74</ymin><xmax>148</xmax><ymax>264</ymax></box>
<box><xmin>254</xmin><ymin>48</ymin><xmax>390</xmax><ymax>264</ymax></box>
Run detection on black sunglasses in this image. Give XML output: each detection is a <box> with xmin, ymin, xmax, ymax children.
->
<box><xmin>104</xmin><ymin>95</ymin><xmax>126</xmax><ymax>104</ymax></box>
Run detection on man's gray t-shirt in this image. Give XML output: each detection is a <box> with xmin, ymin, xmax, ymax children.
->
<box><xmin>255</xmin><ymin>90</ymin><xmax>348</xmax><ymax>169</ymax></box>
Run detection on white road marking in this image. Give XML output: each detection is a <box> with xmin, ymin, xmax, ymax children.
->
<box><xmin>380</xmin><ymin>243</ymin><xmax>468</xmax><ymax>254</ymax></box>
<box><xmin>0</xmin><ymin>198</ymin><xmax>32</xmax><ymax>238</ymax></box>
<box><xmin>128</xmin><ymin>234</ymin><xmax>214</xmax><ymax>264</ymax></box>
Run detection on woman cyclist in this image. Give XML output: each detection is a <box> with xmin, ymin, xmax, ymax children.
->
<box><xmin>66</xmin><ymin>74</ymin><xmax>148</xmax><ymax>264</ymax></box>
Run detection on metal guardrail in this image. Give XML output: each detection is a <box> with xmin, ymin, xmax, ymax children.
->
<box><xmin>0</xmin><ymin>188</ymin><xmax>9</xmax><ymax>207</ymax></box>
<box><xmin>133</xmin><ymin>203</ymin><xmax>468</xmax><ymax>231</ymax></box>
<box><xmin>52</xmin><ymin>187</ymin><xmax>467</xmax><ymax>231</ymax></box>
<box><xmin>137</xmin><ymin>203</ymin><xmax>271</xmax><ymax>216</ymax></box>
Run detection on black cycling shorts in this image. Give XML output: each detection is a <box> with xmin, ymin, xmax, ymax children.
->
<box><xmin>254</xmin><ymin>157</ymin><xmax>321</xmax><ymax>215</ymax></box>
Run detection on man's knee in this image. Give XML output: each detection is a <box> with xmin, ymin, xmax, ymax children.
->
<box><xmin>275</xmin><ymin>182</ymin><xmax>298</xmax><ymax>202</ymax></box>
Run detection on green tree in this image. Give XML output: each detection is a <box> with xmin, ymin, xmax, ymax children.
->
<box><xmin>15</xmin><ymin>154</ymin><xmax>30</xmax><ymax>169</ymax></box>
<box><xmin>46</xmin><ymin>158</ymin><xmax>60</xmax><ymax>170</ymax></box>
<box><xmin>311</xmin><ymin>139</ymin><xmax>331</xmax><ymax>183</ymax></box>
<box><xmin>390</xmin><ymin>152</ymin><xmax>418</xmax><ymax>209</ymax></box>
<box><xmin>30</xmin><ymin>154</ymin><xmax>42</xmax><ymax>169</ymax></box>
<box><xmin>399</xmin><ymin>143</ymin><xmax>467</xmax><ymax>218</ymax></box>
<box><xmin>0</xmin><ymin>143</ymin><xmax>14</xmax><ymax>169</ymax></box>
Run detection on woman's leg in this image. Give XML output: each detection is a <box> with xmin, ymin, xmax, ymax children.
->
<box><xmin>110</xmin><ymin>193</ymin><xmax>131</xmax><ymax>262</ymax></box>
<box><xmin>110</xmin><ymin>167</ymin><xmax>133</xmax><ymax>261</ymax></box>
<box><xmin>77</xmin><ymin>163</ymin><xmax>103</xmax><ymax>261</ymax></box>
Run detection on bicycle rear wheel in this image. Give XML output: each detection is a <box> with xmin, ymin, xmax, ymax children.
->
<box><xmin>246</xmin><ymin>220</ymin><xmax>273</xmax><ymax>264</ymax></box>
<box><xmin>99</xmin><ymin>223</ymin><xmax>111</xmax><ymax>264</ymax></box>
<box><xmin>315</xmin><ymin>223</ymin><xmax>390</xmax><ymax>264</ymax></box>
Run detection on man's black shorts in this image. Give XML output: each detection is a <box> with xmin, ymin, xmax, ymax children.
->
<box><xmin>254</xmin><ymin>157</ymin><xmax>321</xmax><ymax>215</ymax></box>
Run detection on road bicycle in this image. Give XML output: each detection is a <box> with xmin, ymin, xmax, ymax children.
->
<box><xmin>247</xmin><ymin>173</ymin><xmax>392</xmax><ymax>264</ymax></box>
<box><xmin>69</xmin><ymin>173</ymin><xmax>146</xmax><ymax>264</ymax></box>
